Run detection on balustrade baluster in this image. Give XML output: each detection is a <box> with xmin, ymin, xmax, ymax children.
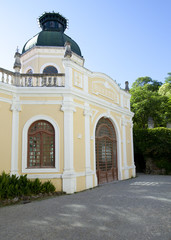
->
<box><xmin>46</xmin><ymin>77</ymin><xmax>48</xmax><ymax>86</ymax></box>
<box><xmin>62</xmin><ymin>77</ymin><xmax>65</xmax><ymax>87</ymax></box>
<box><xmin>6</xmin><ymin>74</ymin><xmax>9</xmax><ymax>84</ymax></box>
<box><xmin>11</xmin><ymin>75</ymin><xmax>14</xmax><ymax>85</ymax></box>
<box><xmin>2</xmin><ymin>72</ymin><xmax>4</xmax><ymax>83</ymax></box>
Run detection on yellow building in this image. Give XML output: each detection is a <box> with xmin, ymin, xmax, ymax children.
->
<box><xmin>0</xmin><ymin>12</ymin><xmax>135</xmax><ymax>193</ymax></box>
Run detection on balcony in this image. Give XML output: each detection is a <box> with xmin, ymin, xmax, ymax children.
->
<box><xmin>0</xmin><ymin>68</ymin><xmax>65</xmax><ymax>87</ymax></box>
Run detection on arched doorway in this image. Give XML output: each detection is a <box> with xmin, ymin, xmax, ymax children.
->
<box><xmin>95</xmin><ymin>117</ymin><xmax>118</xmax><ymax>184</ymax></box>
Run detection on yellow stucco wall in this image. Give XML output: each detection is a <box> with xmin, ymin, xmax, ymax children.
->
<box><xmin>0</xmin><ymin>101</ymin><xmax>12</xmax><ymax>173</ymax></box>
<box><xmin>76</xmin><ymin>176</ymin><xmax>86</xmax><ymax>192</ymax></box>
<box><xmin>73</xmin><ymin>107</ymin><xmax>85</xmax><ymax>172</ymax></box>
<box><xmin>21</xmin><ymin>49</ymin><xmax>65</xmax><ymax>74</ymax></box>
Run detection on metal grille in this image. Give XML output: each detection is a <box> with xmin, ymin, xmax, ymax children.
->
<box><xmin>96</xmin><ymin>118</ymin><xmax>117</xmax><ymax>184</ymax></box>
<box><xmin>28</xmin><ymin>120</ymin><xmax>55</xmax><ymax>168</ymax></box>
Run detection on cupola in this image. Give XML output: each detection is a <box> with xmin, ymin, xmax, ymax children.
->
<box><xmin>22</xmin><ymin>12</ymin><xmax>82</xmax><ymax>57</ymax></box>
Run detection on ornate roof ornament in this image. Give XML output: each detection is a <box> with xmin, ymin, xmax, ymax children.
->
<box><xmin>64</xmin><ymin>41</ymin><xmax>72</xmax><ymax>58</ymax></box>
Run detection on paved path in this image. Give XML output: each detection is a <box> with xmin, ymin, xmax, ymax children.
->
<box><xmin>0</xmin><ymin>174</ymin><xmax>170</xmax><ymax>240</ymax></box>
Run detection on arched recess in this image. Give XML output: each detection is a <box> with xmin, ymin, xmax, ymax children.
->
<box><xmin>40</xmin><ymin>63</ymin><xmax>61</xmax><ymax>73</ymax></box>
<box><xmin>94</xmin><ymin>114</ymin><xmax>122</xmax><ymax>184</ymax></box>
<box><xmin>43</xmin><ymin>66</ymin><xmax>58</xmax><ymax>74</ymax></box>
<box><xmin>22</xmin><ymin>115</ymin><xmax>59</xmax><ymax>173</ymax></box>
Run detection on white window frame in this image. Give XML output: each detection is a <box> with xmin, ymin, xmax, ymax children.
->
<box><xmin>22</xmin><ymin>115</ymin><xmax>59</xmax><ymax>173</ymax></box>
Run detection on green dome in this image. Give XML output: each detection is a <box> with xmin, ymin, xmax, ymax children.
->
<box><xmin>22</xmin><ymin>12</ymin><xmax>82</xmax><ymax>57</ymax></box>
<box><xmin>22</xmin><ymin>31</ymin><xmax>82</xmax><ymax>56</ymax></box>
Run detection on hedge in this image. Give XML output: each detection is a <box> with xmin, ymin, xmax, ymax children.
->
<box><xmin>133</xmin><ymin>128</ymin><xmax>171</xmax><ymax>174</ymax></box>
<box><xmin>0</xmin><ymin>172</ymin><xmax>55</xmax><ymax>199</ymax></box>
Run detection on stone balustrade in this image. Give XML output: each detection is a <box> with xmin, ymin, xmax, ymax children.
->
<box><xmin>0</xmin><ymin>68</ymin><xmax>65</xmax><ymax>87</ymax></box>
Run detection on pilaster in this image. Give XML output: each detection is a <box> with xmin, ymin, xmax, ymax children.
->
<box><xmin>130</xmin><ymin>120</ymin><xmax>136</xmax><ymax>177</ymax></box>
<box><xmin>61</xmin><ymin>96</ymin><xmax>76</xmax><ymax>193</ymax></box>
<box><xmin>121</xmin><ymin>117</ymin><xmax>129</xmax><ymax>179</ymax></box>
<box><xmin>10</xmin><ymin>95</ymin><xmax>21</xmax><ymax>176</ymax></box>
<box><xmin>62</xmin><ymin>58</ymin><xmax>72</xmax><ymax>88</ymax></box>
<box><xmin>84</xmin><ymin>103</ymin><xmax>93</xmax><ymax>189</ymax></box>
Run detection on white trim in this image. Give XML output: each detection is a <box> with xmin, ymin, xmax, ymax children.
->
<box><xmin>40</xmin><ymin>63</ymin><xmax>61</xmax><ymax>73</ymax></box>
<box><xmin>0</xmin><ymin>97</ymin><xmax>12</xmax><ymax>104</ymax></box>
<box><xmin>27</xmin><ymin>173</ymin><xmax>62</xmax><ymax>179</ymax></box>
<box><xmin>22</xmin><ymin>115</ymin><xmax>60</xmax><ymax>174</ymax></box>
<box><xmin>61</xmin><ymin>96</ymin><xmax>77</xmax><ymax>193</ymax></box>
<box><xmin>61</xmin><ymin>96</ymin><xmax>76</xmax><ymax>172</ymax></box>
<box><xmin>0</xmin><ymin>84</ymin><xmax>133</xmax><ymax>119</ymax></box>
<box><xmin>121</xmin><ymin>116</ymin><xmax>129</xmax><ymax>179</ymax></box>
<box><xmin>26</xmin><ymin>171</ymin><xmax>96</xmax><ymax>179</ymax></box>
<box><xmin>84</xmin><ymin>103</ymin><xmax>93</xmax><ymax>189</ymax></box>
<box><xmin>93</xmin><ymin>113</ymin><xmax>122</xmax><ymax>183</ymax></box>
<box><xmin>10</xmin><ymin>100</ymin><xmax>21</xmax><ymax>175</ymax></box>
<box><xmin>21</xmin><ymin>100</ymin><xmax>62</xmax><ymax>105</ymax></box>
<box><xmin>130</xmin><ymin>121</ymin><xmax>136</xmax><ymax>177</ymax></box>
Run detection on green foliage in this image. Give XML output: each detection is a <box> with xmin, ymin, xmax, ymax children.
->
<box><xmin>158</xmin><ymin>83</ymin><xmax>171</xmax><ymax>98</ymax></box>
<box><xmin>0</xmin><ymin>172</ymin><xmax>56</xmax><ymax>199</ymax></box>
<box><xmin>130</xmin><ymin>76</ymin><xmax>170</xmax><ymax>128</ymax></box>
<box><xmin>131</xmin><ymin>76</ymin><xmax>162</xmax><ymax>91</ymax></box>
<box><xmin>165</xmin><ymin>72</ymin><xmax>171</xmax><ymax>84</ymax></box>
<box><xmin>29</xmin><ymin>178</ymin><xmax>42</xmax><ymax>195</ymax></box>
<box><xmin>133</xmin><ymin>128</ymin><xmax>171</xmax><ymax>173</ymax></box>
<box><xmin>41</xmin><ymin>181</ymin><xmax>55</xmax><ymax>193</ymax></box>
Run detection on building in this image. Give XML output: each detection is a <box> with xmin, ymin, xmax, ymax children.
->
<box><xmin>0</xmin><ymin>12</ymin><xmax>135</xmax><ymax>194</ymax></box>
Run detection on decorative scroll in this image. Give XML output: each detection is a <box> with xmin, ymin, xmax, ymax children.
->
<box><xmin>92</xmin><ymin>81</ymin><xmax>119</xmax><ymax>103</ymax></box>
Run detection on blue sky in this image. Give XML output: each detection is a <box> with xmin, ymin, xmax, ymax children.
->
<box><xmin>0</xmin><ymin>0</ymin><xmax>171</xmax><ymax>88</ymax></box>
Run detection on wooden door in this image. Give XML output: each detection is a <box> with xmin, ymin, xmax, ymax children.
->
<box><xmin>95</xmin><ymin>118</ymin><xmax>118</xmax><ymax>184</ymax></box>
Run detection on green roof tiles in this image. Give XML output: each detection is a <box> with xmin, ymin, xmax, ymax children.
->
<box><xmin>22</xmin><ymin>31</ymin><xmax>82</xmax><ymax>57</ymax></box>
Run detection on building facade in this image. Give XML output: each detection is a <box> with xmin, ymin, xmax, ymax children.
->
<box><xmin>0</xmin><ymin>12</ymin><xmax>135</xmax><ymax>193</ymax></box>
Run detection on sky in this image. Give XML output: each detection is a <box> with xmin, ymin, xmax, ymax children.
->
<box><xmin>0</xmin><ymin>0</ymin><xmax>171</xmax><ymax>88</ymax></box>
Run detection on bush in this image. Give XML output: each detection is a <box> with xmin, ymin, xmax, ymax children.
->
<box><xmin>41</xmin><ymin>181</ymin><xmax>55</xmax><ymax>193</ymax></box>
<box><xmin>133</xmin><ymin>128</ymin><xmax>171</xmax><ymax>174</ymax></box>
<box><xmin>0</xmin><ymin>172</ymin><xmax>56</xmax><ymax>199</ymax></box>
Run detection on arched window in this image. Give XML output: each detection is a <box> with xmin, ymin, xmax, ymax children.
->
<box><xmin>27</xmin><ymin>120</ymin><xmax>55</xmax><ymax>168</ymax></box>
<box><xmin>26</xmin><ymin>69</ymin><xmax>33</xmax><ymax>74</ymax></box>
<box><xmin>43</xmin><ymin>66</ymin><xmax>58</xmax><ymax>74</ymax></box>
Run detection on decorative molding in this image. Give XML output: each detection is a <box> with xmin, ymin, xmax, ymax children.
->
<box><xmin>91</xmin><ymin>109</ymin><xmax>99</xmax><ymax>123</ymax></box>
<box><xmin>92</xmin><ymin>81</ymin><xmax>119</xmax><ymax>103</ymax></box>
<box><xmin>74</xmin><ymin>72</ymin><xmax>83</xmax><ymax>88</ymax></box>
<box><xmin>124</xmin><ymin>98</ymin><xmax>129</xmax><ymax>109</ymax></box>
<box><xmin>27</xmin><ymin>174</ymin><xmax>62</xmax><ymax>179</ymax></box>
<box><xmin>121</xmin><ymin>118</ymin><xmax>127</xmax><ymax>127</ymax></box>
<box><xmin>61</xmin><ymin>101</ymin><xmax>76</xmax><ymax>112</ymax></box>
<box><xmin>10</xmin><ymin>102</ymin><xmax>21</xmax><ymax>112</ymax></box>
<box><xmin>83</xmin><ymin>105</ymin><xmax>92</xmax><ymax>117</ymax></box>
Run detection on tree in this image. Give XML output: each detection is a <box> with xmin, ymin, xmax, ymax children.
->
<box><xmin>165</xmin><ymin>72</ymin><xmax>171</xmax><ymax>84</ymax></box>
<box><xmin>130</xmin><ymin>77</ymin><xmax>169</xmax><ymax>129</ymax></box>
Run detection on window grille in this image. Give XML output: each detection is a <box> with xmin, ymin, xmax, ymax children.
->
<box><xmin>27</xmin><ymin>120</ymin><xmax>55</xmax><ymax>168</ymax></box>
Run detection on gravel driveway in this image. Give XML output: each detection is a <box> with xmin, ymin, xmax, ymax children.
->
<box><xmin>0</xmin><ymin>174</ymin><xmax>170</xmax><ymax>240</ymax></box>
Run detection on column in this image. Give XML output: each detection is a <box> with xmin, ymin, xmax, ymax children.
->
<box><xmin>130</xmin><ymin>121</ymin><xmax>136</xmax><ymax>177</ymax></box>
<box><xmin>10</xmin><ymin>98</ymin><xmax>21</xmax><ymax>175</ymax></box>
<box><xmin>61</xmin><ymin>96</ymin><xmax>76</xmax><ymax>194</ymax></box>
<box><xmin>121</xmin><ymin>117</ymin><xmax>129</xmax><ymax>179</ymax></box>
<box><xmin>84</xmin><ymin>103</ymin><xmax>93</xmax><ymax>189</ymax></box>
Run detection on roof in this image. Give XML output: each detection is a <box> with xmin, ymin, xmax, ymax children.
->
<box><xmin>22</xmin><ymin>31</ymin><xmax>82</xmax><ymax>57</ymax></box>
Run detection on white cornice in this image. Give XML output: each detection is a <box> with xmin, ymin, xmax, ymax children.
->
<box><xmin>0</xmin><ymin>84</ymin><xmax>133</xmax><ymax>117</ymax></box>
